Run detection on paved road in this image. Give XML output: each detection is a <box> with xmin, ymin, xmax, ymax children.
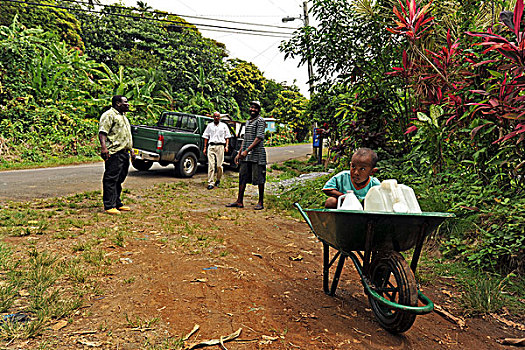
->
<box><xmin>0</xmin><ymin>144</ymin><xmax>313</xmax><ymax>202</ymax></box>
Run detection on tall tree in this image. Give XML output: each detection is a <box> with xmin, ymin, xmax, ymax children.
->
<box><xmin>1</xmin><ymin>1</ymin><xmax>84</xmax><ymax>50</ymax></box>
<box><xmin>280</xmin><ymin>0</ymin><xmax>409</xmax><ymax>149</ymax></box>
<box><xmin>227</xmin><ymin>59</ymin><xmax>266</xmax><ymax>119</ymax></box>
<box><xmin>271</xmin><ymin>90</ymin><xmax>309</xmax><ymax>141</ymax></box>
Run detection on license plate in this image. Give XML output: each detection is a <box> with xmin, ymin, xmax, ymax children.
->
<box><xmin>133</xmin><ymin>149</ymin><xmax>139</xmax><ymax>155</ymax></box>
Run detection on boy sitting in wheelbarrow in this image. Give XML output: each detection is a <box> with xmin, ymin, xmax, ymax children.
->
<box><xmin>323</xmin><ymin>148</ymin><xmax>379</xmax><ymax>208</ymax></box>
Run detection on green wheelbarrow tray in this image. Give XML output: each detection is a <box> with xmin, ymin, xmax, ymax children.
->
<box><xmin>299</xmin><ymin>206</ymin><xmax>453</xmax><ymax>252</ymax></box>
<box><xmin>294</xmin><ymin>203</ymin><xmax>455</xmax><ymax>333</ymax></box>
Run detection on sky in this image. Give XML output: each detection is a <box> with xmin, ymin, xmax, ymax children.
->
<box><xmin>101</xmin><ymin>0</ymin><xmax>312</xmax><ymax>97</ymax></box>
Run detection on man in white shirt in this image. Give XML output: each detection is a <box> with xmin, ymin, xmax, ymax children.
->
<box><xmin>202</xmin><ymin>112</ymin><xmax>232</xmax><ymax>189</ymax></box>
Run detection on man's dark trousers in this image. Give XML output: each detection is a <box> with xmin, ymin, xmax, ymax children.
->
<box><xmin>103</xmin><ymin>151</ymin><xmax>130</xmax><ymax>210</ymax></box>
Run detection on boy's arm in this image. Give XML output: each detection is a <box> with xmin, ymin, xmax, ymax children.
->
<box><xmin>323</xmin><ymin>188</ymin><xmax>343</xmax><ymax>198</ymax></box>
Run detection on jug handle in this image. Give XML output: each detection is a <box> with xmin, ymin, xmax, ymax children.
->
<box><xmin>337</xmin><ymin>194</ymin><xmax>347</xmax><ymax>209</ymax></box>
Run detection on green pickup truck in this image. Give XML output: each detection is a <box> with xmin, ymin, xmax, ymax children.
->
<box><xmin>131</xmin><ymin>111</ymin><xmax>242</xmax><ymax>177</ymax></box>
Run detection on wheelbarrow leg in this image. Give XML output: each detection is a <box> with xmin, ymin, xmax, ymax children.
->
<box><xmin>410</xmin><ymin>222</ymin><xmax>428</xmax><ymax>274</ymax></box>
<box><xmin>329</xmin><ymin>254</ymin><xmax>346</xmax><ymax>296</ymax></box>
<box><xmin>362</xmin><ymin>221</ymin><xmax>375</xmax><ymax>275</ymax></box>
<box><xmin>323</xmin><ymin>242</ymin><xmax>330</xmax><ymax>294</ymax></box>
<box><xmin>323</xmin><ymin>242</ymin><xmax>345</xmax><ymax>296</ymax></box>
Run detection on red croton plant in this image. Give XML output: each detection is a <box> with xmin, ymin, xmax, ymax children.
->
<box><xmin>467</xmin><ymin>0</ymin><xmax>525</xmax><ymax>144</ymax></box>
<box><xmin>387</xmin><ymin>0</ymin><xmax>472</xmax><ymax>132</ymax></box>
<box><xmin>388</xmin><ymin>0</ymin><xmax>525</xmax><ymax>146</ymax></box>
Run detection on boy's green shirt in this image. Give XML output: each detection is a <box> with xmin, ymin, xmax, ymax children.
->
<box><xmin>323</xmin><ymin>170</ymin><xmax>380</xmax><ymax>200</ymax></box>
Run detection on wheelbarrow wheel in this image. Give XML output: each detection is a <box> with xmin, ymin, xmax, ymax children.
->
<box><xmin>368</xmin><ymin>251</ymin><xmax>418</xmax><ymax>333</ymax></box>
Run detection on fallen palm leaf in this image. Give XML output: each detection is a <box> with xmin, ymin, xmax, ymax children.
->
<box><xmin>190</xmin><ymin>278</ymin><xmax>208</xmax><ymax>283</ymax></box>
<box><xmin>497</xmin><ymin>338</ymin><xmax>525</xmax><ymax>346</ymax></box>
<box><xmin>261</xmin><ymin>335</ymin><xmax>279</xmax><ymax>341</ymax></box>
<box><xmin>77</xmin><ymin>338</ymin><xmax>102</xmax><ymax>347</ymax></box>
<box><xmin>70</xmin><ymin>330</ymin><xmax>98</xmax><ymax>335</ymax></box>
<box><xmin>440</xmin><ymin>289</ymin><xmax>455</xmax><ymax>298</ymax></box>
<box><xmin>186</xmin><ymin>328</ymin><xmax>242</xmax><ymax>349</ymax></box>
<box><xmin>259</xmin><ymin>336</ymin><xmax>278</xmax><ymax>345</ymax></box>
<box><xmin>434</xmin><ymin>304</ymin><xmax>466</xmax><ymax>329</ymax></box>
<box><xmin>491</xmin><ymin>313</ymin><xmax>525</xmax><ymax>331</ymax></box>
<box><xmin>183</xmin><ymin>324</ymin><xmax>200</xmax><ymax>341</ymax></box>
<box><xmin>130</xmin><ymin>327</ymin><xmax>154</xmax><ymax>332</ymax></box>
<box><xmin>51</xmin><ymin>320</ymin><xmax>68</xmax><ymax>331</ymax></box>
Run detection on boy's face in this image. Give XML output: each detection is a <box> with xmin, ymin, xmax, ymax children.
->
<box><xmin>350</xmin><ymin>154</ymin><xmax>377</xmax><ymax>186</ymax></box>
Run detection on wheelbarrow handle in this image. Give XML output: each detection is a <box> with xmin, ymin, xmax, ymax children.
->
<box><xmin>294</xmin><ymin>203</ymin><xmax>317</xmax><ymax>235</ymax></box>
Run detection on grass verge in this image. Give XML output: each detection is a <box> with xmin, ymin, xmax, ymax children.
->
<box><xmin>0</xmin><ymin>155</ymin><xmax>100</xmax><ymax>171</ymax></box>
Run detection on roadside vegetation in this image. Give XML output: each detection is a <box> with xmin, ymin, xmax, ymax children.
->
<box><xmin>278</xmin><ymin>0</ymin><xmax>523</xmax><ymax>285</ymax></box>
<box><xmin>0</xmin><ymin>155</ymin><xmax>100</xmax><ymax>171</ymax></box>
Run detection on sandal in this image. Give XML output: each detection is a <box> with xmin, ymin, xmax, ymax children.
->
<box><xmin>226</xmin><ymin>202</ymin><xmax>244</xmax><ymax>208</ymax></box>
<box><xmin>254</xmin><ymin>204</ymin><xmax>264</xmax><ymax>210</ymax></box>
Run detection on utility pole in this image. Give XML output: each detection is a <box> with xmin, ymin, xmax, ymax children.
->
<box><xmin>303</xmin><ymin>1</ymin><xmax>314</xmax><ymax>94</ymax></box>
<box><xmin>302</xmin><ymin>2</ymin><xmax>321</xmax><ymax>163</ymax></box>
<box><xmin>283</xmin><ymin>2</ymin><xmax>319</xmax><ymax>162</ymax></box>
<box><xmin>282</xmin><ymin>2</ymin><xmax>314</xmax><ymax>95</ymax></box>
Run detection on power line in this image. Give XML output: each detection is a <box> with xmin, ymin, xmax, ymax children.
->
<box><xmin>265</xmin><ymin>0</ymin><xmax>292</xmax><ymax>15</ymax></box>
<box><xmin>1</xmin><ymin>0</ymin><xmax>295</xmax><ymax>37</ymax></box>
<box><xmin>198</xmin><ymin>27</ymin><xmax>291</xmax><ymax>38</ymax></box>
<box><xmin>63</xmin><ymin>0</ymin><xmax>298</xmax><ymax>30</ymax></box>
<box><xmin>252</xmin><ymin>39</ymin><xmax>282</xmax><ymax>60</ymax></box>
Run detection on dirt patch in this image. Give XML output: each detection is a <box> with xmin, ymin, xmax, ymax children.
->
<box><xmin>1</xmin><ymin>173</ymin><xmax>524</xmax><ymax>349</ymax></box>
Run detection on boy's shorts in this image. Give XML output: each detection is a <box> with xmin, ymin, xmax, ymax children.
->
<box><xmin>239</xmin><ymin>161</ymin><xmax>266</xmax><ymax>185</ymax></box>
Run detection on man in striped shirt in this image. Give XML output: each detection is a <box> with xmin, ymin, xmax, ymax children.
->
<box><xmin>226</xmin><ymin>101</ymin><xmax>267</xmax><ymax>210</ymax></box>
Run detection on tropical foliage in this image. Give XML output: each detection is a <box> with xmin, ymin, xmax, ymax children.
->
<box><xmin>226</xmin><ymin>59</ymin><xmax>266</xmax><ymax>119</ymax></box>
<box><xmin>271</xmin><ymin>89</ymin><xmax>309</xmax><ymax>142</ymax></box>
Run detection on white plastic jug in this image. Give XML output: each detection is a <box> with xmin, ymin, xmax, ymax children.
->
<box><xmin>337</xmin><ymin>190</ymin><xmax>364</xmax><ymax>210</ymax></box>
<box><xmin>364</xmin><ymin>179</ymin><xmax>421</xmax><ymax>213</ymax></box>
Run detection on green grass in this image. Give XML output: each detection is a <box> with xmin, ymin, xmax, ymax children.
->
<box><xmin>0</xmin><ymin>245</ymin><xmax>87</xmax><ymax>340</ymax></box>
<box><xmin>125</xmin><ymin>314</ymin><xmax>160</xmax><ymax>329</ymax></box>
<box><xmin>0</xmin><ymin>155</ymin><xmax>101</xmax><ymax>171</ymax></box>
<box><xmin>418</xmin><ymin>254</ymin><xmax>525</xmax><ymax>316</ymax></box>
<box><xmin>269</xmin><ymin>159</ymin><xmax>327</xmax><ymax>181</ymax></box>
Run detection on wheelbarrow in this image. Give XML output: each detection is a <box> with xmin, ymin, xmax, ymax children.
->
<box><xmin>294</xmin><ymin>203</ymin><xmax>454</xmax><ymax>333</ymax></box>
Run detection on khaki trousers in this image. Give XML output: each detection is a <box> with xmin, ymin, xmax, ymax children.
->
<box><xmin>207</xmin><ymin>145</ymin><xmax>225</xmax><ymax>185</ymax></box>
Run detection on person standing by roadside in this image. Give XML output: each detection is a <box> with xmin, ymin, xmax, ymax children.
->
<box><xmin>202</xmin><ymin>111</ymin><xmax>231</xmax><ymax>190</ymax></box>
<box><xmin>226</xmin><ymin>101</ymin><xmax>266</xmax><ymax>210</ymax></box>
<box><xmin>98</xmin><ymin>95</ymin><xmax>135</xmax><ymax>215</ymax></box>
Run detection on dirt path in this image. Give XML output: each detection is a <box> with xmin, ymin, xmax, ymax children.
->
<box><xmin>2</xmin><ymin>172</ymin><xmax>523</xmax><ymax>349</ymax></box>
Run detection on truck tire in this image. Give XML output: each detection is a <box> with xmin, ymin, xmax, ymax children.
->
<box><xmin>175</xmin><ymin>152</ymin><xmax>198</xmax><ymax>177</ymax></box>
<box><xmin>132</xmin><ymin>159</ymin><xmax>153</xmax><ymax>171</ymax></box>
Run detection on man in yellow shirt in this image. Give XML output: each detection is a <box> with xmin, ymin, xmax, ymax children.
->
<box><xmin>98</xmin><ymin>95</ymin><xmax>135</xmax><ymax>214</ymax></box>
